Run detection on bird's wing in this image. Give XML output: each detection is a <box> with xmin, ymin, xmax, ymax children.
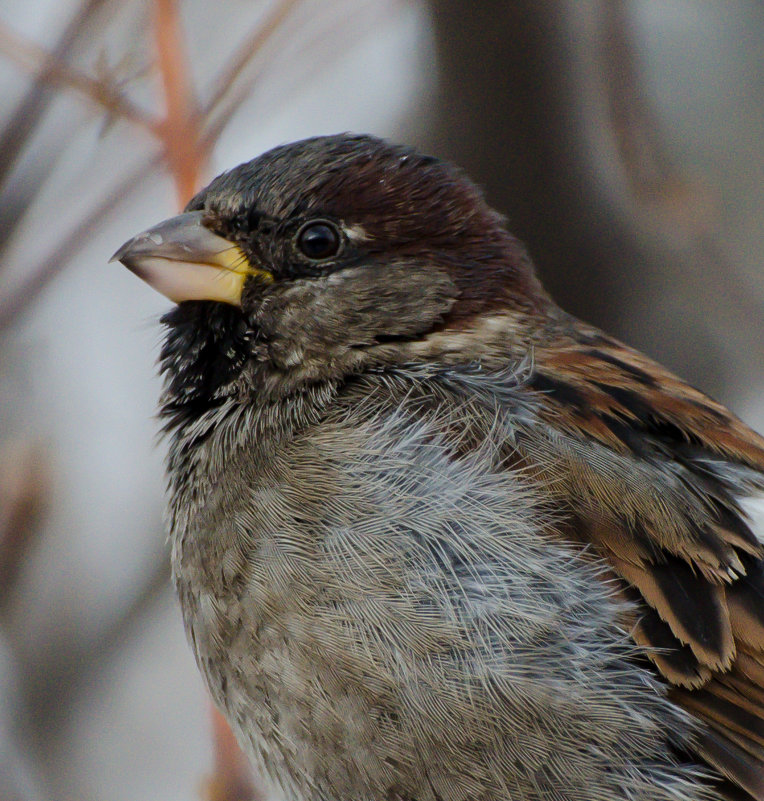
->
<box><xmin>516</xmin><ymin>329</ymin><xmax>764</xmax><ymax>797</ymax></box>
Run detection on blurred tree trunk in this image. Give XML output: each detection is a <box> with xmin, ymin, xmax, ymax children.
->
<box><xmin>422</xmin><ymin>0</ymin><xmax>764</xmax><ymax>406</ymax></box>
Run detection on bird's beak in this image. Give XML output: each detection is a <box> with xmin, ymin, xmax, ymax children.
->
<box><xmin>110</xmin><ymin>210</ymin><xmax>271</xmax><ymax>305</ymax></box>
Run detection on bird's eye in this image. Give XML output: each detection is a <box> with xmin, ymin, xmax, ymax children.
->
<box><xmin>296</xmin><ymin>221</ymin><xmax>341</xmax><ymax>261</ymax></box>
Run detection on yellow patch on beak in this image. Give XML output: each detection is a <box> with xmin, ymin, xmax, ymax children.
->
<box><xmin>110</xmin><ymin>211</ymin><xmax>272</xmax><ymax>306</ymax></box>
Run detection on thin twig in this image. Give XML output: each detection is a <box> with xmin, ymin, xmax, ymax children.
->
<box><xmin>0</xmin><ymin>154</ymin><xmax>161</xmax><ymax>331</ymax></box>
<box><xmin>153</xmin><ymin>0</ymin><xmax>203</xmax><ymax>205</ymax></box>
<box><xmin>202</xmin><ymin>0</ymin><xmax>392</xmax><ymax>149</ymax></box>
<box><xmin>0</xmin><ymin>20</ymin><xmax>159</xmax><ymax>136</ymax></box>
<box><xmin>148</xmin><ymin>5</ymin><xmax>258</xmax><ymax>790</ymax></box>
<box><xmin>0</xmin><ymin>0</ymin><xmax>112</xmax><ymax>187</ymax></box>
<box><xmin>202</xmin><ymin>0</ymin><xmax>304</xmax><ymax>117</ymax></box>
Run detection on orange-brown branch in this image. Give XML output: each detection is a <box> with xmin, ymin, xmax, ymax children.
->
<box><xmin>204</xmin><ymin>705</ymin><xmax>262</xmax><ymax>801</ymax></box>
<box><xmin>152</xmin><ymin>0</ymin><xmax>204</xmax><ymax>206</ymax></box>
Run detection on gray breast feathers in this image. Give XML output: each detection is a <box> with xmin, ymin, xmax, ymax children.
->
<box><xmin>169</xmin><ymin>371</ymin><xmax>717</xmax><ymax>801</ymax></box>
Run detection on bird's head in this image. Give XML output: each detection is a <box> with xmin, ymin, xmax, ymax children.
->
<box><xmin>113</xmin><ymin>134</ymin><xmax>551</xmax><ymax>412</ymax></box>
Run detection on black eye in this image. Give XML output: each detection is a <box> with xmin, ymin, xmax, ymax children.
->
<box><xmin>296</xmin><ymin>221</ymin><xmax>341</xmax><ymax>261</ymax></box>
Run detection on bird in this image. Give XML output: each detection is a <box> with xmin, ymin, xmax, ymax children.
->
<box><xmin>112</xmin><ymin>133</ymin><xmax>764</xmax><ymax>801</ymax></box>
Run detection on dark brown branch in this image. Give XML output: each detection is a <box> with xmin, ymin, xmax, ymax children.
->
<box><xmin>0</xmin><ymin>441</ymin><xmax>47</xmax><ymax>610</ymax></box>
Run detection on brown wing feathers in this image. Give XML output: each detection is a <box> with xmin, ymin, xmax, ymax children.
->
<box><xmin>528</xmin><ymin>330</ymin><xmax>764</xmax><ymax>796</ymax></box>
<box><xmin>613</xmin><ymin>554</ymin><xmax>736</xmax><ymax>671</ymax></box>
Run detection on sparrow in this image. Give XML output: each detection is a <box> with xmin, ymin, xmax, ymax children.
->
<box><xmin>112</xmin><ymin>134</ymin><xmax>764</xmax><ymax>801</ymax></box>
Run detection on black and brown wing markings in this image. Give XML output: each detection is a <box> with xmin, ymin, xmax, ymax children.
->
<box><xmin>525</xmin><ymin>332</ymin><xmax>764</xmax><ymax>797</ymax></box>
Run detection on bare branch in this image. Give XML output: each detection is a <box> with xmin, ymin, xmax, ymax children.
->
<box><xmin>23</xmin><ymin>549</ymin><xmax>170</xmax><ymax>732</ymax></box>
<box><xmin>0</xmin><ymin>441</ymin><xmax>47</xmax><ymax>610</ymax></box>
<box><xmin>0</xmin><ymin>0</ymin><xmax>112</xmax><ymax>188</ymax></box>
<box><xmin>0</xmin><ymin>20</ymin><xmax>159</xmax><ymax>135</ymax></box>
<box><xmin>0</xmin><ymin>154</ymin><xmax>160</xmax><ymax>331</ymax></box>
<box><xmin>204</xmin><ymin>707</ymin><xmax>264</xmax><ymax>801</ymax></box>
<box><xmin>202</xmin><ymin>0</ymin><xmax>304</xmax><ymax>118</ymax></box>
<box><xmin>201</xmin><ymin>0</ymin><xmax>394</xmax><ymax>149</ymax></box>
<box><xmin>598</xmin><ymin>1</ymin><xmax>716</xmax><ymax>233</ymax></box>
<box><xmin>600</xmin><ymin>2</ymin><xmax>674</xmax><ymax>196</ymax></box>
<box><xmin>152</xmin><ymin>0</ymin><xmax>204</xmax><ymax>205</ymax></box>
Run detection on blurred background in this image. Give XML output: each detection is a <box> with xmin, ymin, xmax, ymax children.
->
<box><xmin>0</xmin><ymin>1</ymin><xmax>762</xmax><ymax>799</ymax></box>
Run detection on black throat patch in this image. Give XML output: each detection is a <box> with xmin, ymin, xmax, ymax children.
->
<box><xmin>159</xmin><ymin>301</ymin><xmax>254</xmax><ymax>431</ymax></box>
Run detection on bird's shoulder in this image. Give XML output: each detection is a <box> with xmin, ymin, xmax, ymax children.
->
<box><xmin>422</xmin><ymin>326</ymin><xmax>764</xmax><ymax>797</ymax></box>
